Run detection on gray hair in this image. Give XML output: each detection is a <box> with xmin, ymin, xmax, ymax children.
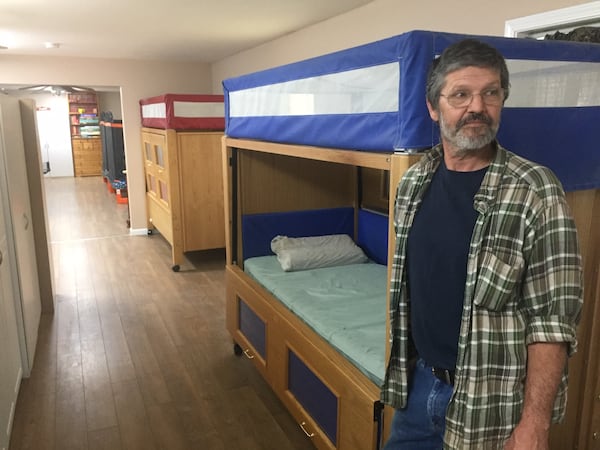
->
<box><xmin>426</xmin><ymin>39</ymin><xmax>510</xmax><ymax>109</ymax></box>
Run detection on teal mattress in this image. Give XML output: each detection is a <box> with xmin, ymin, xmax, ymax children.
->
<box><xmin>244</xmin><ymin>255</ymin><xmax>387</xmax><ymax>385</ymax></box>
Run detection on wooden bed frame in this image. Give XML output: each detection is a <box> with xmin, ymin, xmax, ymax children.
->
<box><xmin>221</xmin><ymin>136</ymin><xmax>600</xmax><ymax>450</ymax></box>
<box><xmin>221</xmin><ymin>136</ymin><xmax>420</xmax><ymax>450</ymax></box>
<box><xmin>141</xmin><ymin>128</ymin><xmax>225</xmax><ymax>271</ymax></box>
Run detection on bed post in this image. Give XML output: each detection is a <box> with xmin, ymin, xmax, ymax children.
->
<box><xmin>222</xmin><ymin>136</ymin><xmax>235</xmax><ymax>266</ymax></box>
<box><xmin>381</xmin><ymin>151</ymin><xmax>422</xmax><ymax>443</ymax></box>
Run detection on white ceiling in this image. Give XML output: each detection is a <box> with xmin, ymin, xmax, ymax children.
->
<box><xmin>0</xmin><ymin>0</ymin><xmax>372</xmax><ymax>62</ymax></box>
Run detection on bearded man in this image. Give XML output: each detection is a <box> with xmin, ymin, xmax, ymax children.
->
<box><xmin>380</xmin><ymin>38</ymin><xmax>583</xmax><ymax>450</ymax></box>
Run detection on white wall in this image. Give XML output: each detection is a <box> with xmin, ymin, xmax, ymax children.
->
<box><xmin>98</xmin><ymin>92</ymin><xmax>123</xmax><ymax>120</ymax></box>
<box><xmin>34</xmin><ymin>94</ymin><xmax>73</xmax><ymax>178</ymax></box>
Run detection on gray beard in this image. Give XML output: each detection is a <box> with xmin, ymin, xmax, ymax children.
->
<box><xmin>439</xmin><ymin>114</ymin><xmax>498</xmax><ymax>157</ymax></box>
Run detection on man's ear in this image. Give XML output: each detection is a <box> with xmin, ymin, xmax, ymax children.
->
<box><xmin>426</xmin><ymin>99</ymin><xmax>439</xmax><ymax>122</ymax></box>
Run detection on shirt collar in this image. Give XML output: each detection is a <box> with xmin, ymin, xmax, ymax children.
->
<box><xmin>418</xmin><ymin>141</ymin><xmax>508</xmax><ymax>214</ymax></box>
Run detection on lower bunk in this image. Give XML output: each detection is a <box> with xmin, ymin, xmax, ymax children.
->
<box><xmin>225</xmin><ymin>208</ymin><xmax>389</xmax><ymax>450</ymax></box>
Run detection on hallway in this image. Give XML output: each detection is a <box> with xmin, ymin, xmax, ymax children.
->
<box><xmin>9</xmin><ymin>176</ymin><xmax>314</xmax><ymax>450</ymax></box>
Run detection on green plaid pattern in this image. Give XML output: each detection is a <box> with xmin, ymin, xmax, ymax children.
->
<box><xmin>381</xmin><ymin>143</ymin><xmax>583</xmax><ymax>449</ymax></box>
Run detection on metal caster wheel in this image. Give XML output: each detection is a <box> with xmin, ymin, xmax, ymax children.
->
<box><xmin>233</xmin><ymin>343</ymin><xmax>243</xmax><ymax>356</ymax></box>
<box><xmin>172</xmin><ymin>264</ymin><xmax>180</xmax><ymax>272</ymax></box>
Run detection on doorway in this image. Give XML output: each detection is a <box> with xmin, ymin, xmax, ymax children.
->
<box><xmin>0</xmin><ymin>86</ymin><xmax>124</xmax><ymax>179</ymax></box>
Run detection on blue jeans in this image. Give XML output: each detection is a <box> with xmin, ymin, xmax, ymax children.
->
<box><xmin>382</xmin><ymin>358</ymin><xmax>453</xmax><ymax>450</ymax></box>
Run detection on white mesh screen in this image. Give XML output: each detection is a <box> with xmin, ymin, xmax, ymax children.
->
<box><xmin>172</xmin><ymin>101</ymin><xmax>224</xmax><ymax>118</ymax></box>
<box><xmin>228</xmin><ymin>62</ymin><xmax>400</xmax><ymax>117</ymax></box>
<box><xmin>228</xmin><ymin>58</ymin><xmax>600</xmax><ymax>118</ymax></box>
<box><xmin>506</xmin><ymin>59</ymin><xmax>600</xmax><ymax>107</ymax></box>
<box><xmin>141</xmin><ymin>103</ymin><xmax>167</xmax><ymax>119</ymax></box>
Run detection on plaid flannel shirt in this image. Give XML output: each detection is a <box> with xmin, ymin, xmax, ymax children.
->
<box><xmin>380</xmin><ymin>143</ymin><xmax>583</xmax><ymax>449</ymax></box>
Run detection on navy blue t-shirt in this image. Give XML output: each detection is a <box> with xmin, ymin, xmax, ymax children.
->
<box><xmin>407</xmin><ymin>159</ymin><xmax>487</xmax><ymax>370</ymax></box>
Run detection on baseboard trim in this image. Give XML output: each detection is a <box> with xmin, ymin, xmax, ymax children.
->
<box><xmin>129</xmin><ymin>228</ymin><xmax>149</xmax><ymax>236</ymax></box>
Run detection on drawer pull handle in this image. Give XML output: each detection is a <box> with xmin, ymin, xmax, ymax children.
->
<box><xmin>300</xmin><ymin>421</ymin><xmax>315</xmax><ymax>438</ymax></box>
<box><xmin>242</xmin><ymin>349</ymin><xmax>254</xmax><ymax>359</ymax></box>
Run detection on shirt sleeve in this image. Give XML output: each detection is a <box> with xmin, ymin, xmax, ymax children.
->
<box><xmin>521</xmin><ymin>197</ymin><xmax>583</xmax><ymax>356</ymax></box>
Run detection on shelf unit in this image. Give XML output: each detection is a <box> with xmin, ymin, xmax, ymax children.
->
<box><xmin>68</xmin><ymin>93</ymin><xmax>99</xmax><ymax>138</ymax></box>
<box><xmin>68</xmin><ymin>93</ymin><xmax>102</xmax><ymax>177</ymax></box>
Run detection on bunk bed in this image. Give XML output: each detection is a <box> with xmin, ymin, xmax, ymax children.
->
<box><xmin>140</xmin><ymin>94</ymin><xmax>226</xmax><ymax>271</ymax></box>
<box><xmin>221</xmin><ymin>30</ymin><xmax>600</xmax><ymax>450</ymax></box>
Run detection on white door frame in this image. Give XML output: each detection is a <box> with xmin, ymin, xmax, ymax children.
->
<box><xmin>505</xmin><ymin>1</ymin><xmax>600</xmax><ymax>37</ymax></box>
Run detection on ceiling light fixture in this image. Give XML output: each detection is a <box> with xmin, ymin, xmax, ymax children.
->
<box><xmin>44</xmin><ymin>42</ymin><xmax>60</xmax><ymax>49</ymax></box>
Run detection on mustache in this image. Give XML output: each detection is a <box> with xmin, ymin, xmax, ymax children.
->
<box><xmin>456</xmin><ymin>113</ymin><xmax>492</xmax><ymax>129</ymax></box>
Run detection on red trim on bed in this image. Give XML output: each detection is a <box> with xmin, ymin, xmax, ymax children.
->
<box><xmin>139</xmin><ymin>93</ymin><xmax>225</xmax><ymax>130</ymax></box>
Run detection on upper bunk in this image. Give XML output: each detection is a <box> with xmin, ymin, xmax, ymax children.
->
<box><xmin>139</xmin><ymin>93</ymin><xmax>225</xmax><ymax>130</ymax></box>
<box><xmin>223</xmin><ymin>30</ymin><xmax>600</xmax><ymax>193</ymax></box>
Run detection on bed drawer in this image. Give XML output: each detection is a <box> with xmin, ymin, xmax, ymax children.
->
<box><xmin>288</xmin><ymin>350</ymin><xmax>338</xmax><ymax>448</ymax></box>
<box><xmin>271</xmin><ymin>313</ymin><xmax>382</xmax><ymax>450</ymax></box>
<box><xmin>239</xmin><ymin>299</ymin><xmax>266</xmax><ymax>359</ymax></box>
<box><xmin>225</xmin><ymin>266</ymin><xmax>271</xmax><ymax>379</ymax></box>
<box><xmin>232</xmin><ymin>295</ymin><xmax>269</xmax><ymax>377</ymax></box>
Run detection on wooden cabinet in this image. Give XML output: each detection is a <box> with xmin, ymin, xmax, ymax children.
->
<box><xmin>141</xmin><ymin>128</ymin><xmax>225</xmax><ymax>271</ymax></box>
<box><xmin>71</xmin><ymin>138</ymin><xmax>102</xmax><ymax>177</ymax></box>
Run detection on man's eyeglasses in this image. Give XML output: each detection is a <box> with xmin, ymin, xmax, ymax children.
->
<box><xmin>440</xmin><ymin>88</ymin><xmax>505</xmax><ymax>108</ymax></box>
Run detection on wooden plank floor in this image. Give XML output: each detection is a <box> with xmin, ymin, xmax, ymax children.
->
<box><xmin>9</xmin><ymin>176</ymin><xmax>315</xmax><ymax>450</ymax></box>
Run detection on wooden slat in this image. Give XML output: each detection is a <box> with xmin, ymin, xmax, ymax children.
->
<box><xmin>225</xmin><ymin>136</ymin><xmax>394</xmax><ymax>170</ymax></box>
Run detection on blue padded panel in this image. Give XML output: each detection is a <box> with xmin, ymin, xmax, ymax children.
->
<box><xmin>357</xmin><ymin>209</ymin><xmax>389</xmax><ymax>265</ymax></box>
<box><xmin>224</xmin><ymin>30</ymin><xmax>600</xmax><ymax>191</ymax></box>
<box><xmin>241</xmin><ymin>207</ymin><xmax>354</xmax><ymax>260</ymax></box>
<box><xmin>225</xmin><ymin>113</ymin><xmax>397</xmax><ymax>153</ymax></box>
<box><xmin>498</xmin><ymin>107</ymin><xmax>600</xmax><ymax>192</ymax></box>
<box><xmin>288</xmin><ymin>350</ymin><xmax>338</xmax><ymax>445</ymax></box>
<box><xmin>239</xmin><ymin>300</ymin><xmax>266</xmax><ymax>359</ymax></box>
